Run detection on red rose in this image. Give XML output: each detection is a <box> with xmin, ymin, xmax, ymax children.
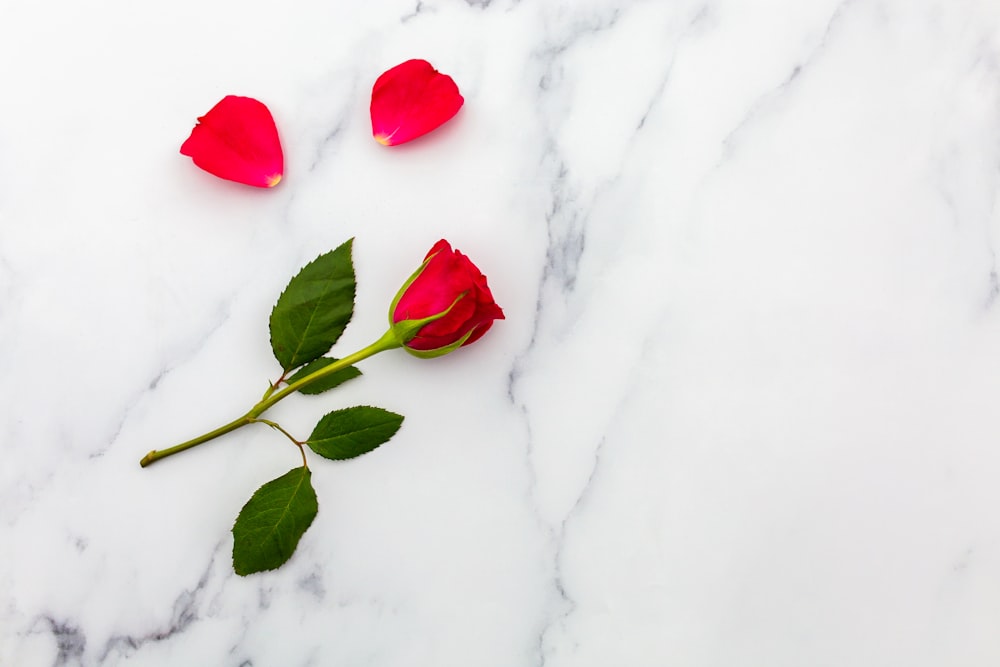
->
<box><xmin>370</xmin><ymin>59</ymin><xmax>464</xmax><ymax>146</ymax></box>
<box><xmin>180</xmin><ymin>95</ymin><xmax>283</xmax><ymax>188</ymax></box>
<box><xmin>390</xmin><ymin>240</ymin><xmax>504</xmax><ymax>357</ymax></box>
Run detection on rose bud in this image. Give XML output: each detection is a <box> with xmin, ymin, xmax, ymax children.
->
<box><xmin>180</xmin><ymin>95</ymin><xmax>284</xmax><ymax>188</ymax></box>
<box><xmin>389</xmin><ymin>240</ymin><xmax>504</xmax><ymax>357</ymax></box>
<box><xmin>370</xmin><ymin>59</ymin><xmax>464</xmax><ymax>146</ymax></box>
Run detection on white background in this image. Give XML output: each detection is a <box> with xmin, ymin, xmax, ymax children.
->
<box><xmin>2</xmin><ymin>0</ymin><xmax>1000</xmax><ymax>665</ymax></box>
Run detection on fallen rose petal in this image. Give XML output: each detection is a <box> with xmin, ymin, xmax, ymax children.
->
<box><xmin>180</xmin><ymin>95</ymin><xmax>284</xmax><ymax>188</ymax></box>
<box><xmin>371</xmin><ymin>59</ymin><xmax>464</xmax><ymax>146</ymax></box>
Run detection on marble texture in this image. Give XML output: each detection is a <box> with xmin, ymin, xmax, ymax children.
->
<box><xmin>3</xmin><ymin>0</ymin><xmax>1000</xmax><ymax>664</ymax></box>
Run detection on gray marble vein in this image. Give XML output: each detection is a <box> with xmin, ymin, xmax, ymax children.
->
<box><xmin>3</xmin><ymin>0</ymin><xmax>1000</xmax><ymax>665</ymax></box>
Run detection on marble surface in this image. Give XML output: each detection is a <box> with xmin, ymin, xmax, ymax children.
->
<box><xmin>3</xmin><ymin>0</ymin><xmax>1000</xmax><ymax>664</ymax></box>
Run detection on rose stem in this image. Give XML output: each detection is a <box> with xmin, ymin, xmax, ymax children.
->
<box><xmin>139</xmin><ymin>329</ymin><xmax>400</xmax><ymax>468</ymax></box>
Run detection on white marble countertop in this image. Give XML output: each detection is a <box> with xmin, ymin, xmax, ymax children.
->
<box><xmin>3</xmin><ymin>1</ymin><xmax>1000</xmax><ymax>665</ymax></box>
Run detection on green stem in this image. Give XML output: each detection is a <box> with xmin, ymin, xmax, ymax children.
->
<box><xmin>253</xmin><ymin>418</ymin><xmax>303</xmax><ymax>445</ymax></box>
<box><xmin>139</xmin><ymin>414</ymin><xmax>251</xmax><ymax>467</ymax></box>
<box><xmin>253</xmin><ymin>418</ymin><xmax>309</xmax><ymax>468</ymax></box>
<box><xmin>249</xmin><ymin>329</ymin><xmax>400</xmax><ymax>416</ymax></box>
<box><xmin>139</xmin><ymin>329</ymin><xmax>401</xmax><ymax>468</ymax></box>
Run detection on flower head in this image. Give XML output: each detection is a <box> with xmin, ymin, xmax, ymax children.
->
<box><xmin>180</xmin><ymin>95</ymin><xmax>283</xmax><ymax>188</ymax></box>
<box><xmin>390</xmin><ymin>240</ymin><xmax>504</xmax><ymax>357</ymax></box>
<box><xmin>371</xmin><ymin>60</ymin><xmax>464</xmax><ymax>146</ymax></box>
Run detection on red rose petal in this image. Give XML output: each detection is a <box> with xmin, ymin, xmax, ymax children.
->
<box><xmin>180</xmin><ymin>95</ymin><xmax>284</xmax><ymax>188</ymax></box>
<box><xmin>370</xmin><ymin>60</ymin><xmax>464</xmax><ymax>146</ymax></box>
<box><xmin>391</xmin><ymin>239</ymin><xmax>504</xmax><ymax>353</ymax></box>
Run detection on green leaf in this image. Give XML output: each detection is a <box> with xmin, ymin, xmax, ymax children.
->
<box><xmin>232</xmin><ymin>467</ymin><xmax>318</xmax><ymax>576</ymax></box>
<box><xmin>287</xmin><ymin>358</ymin><xmax>362</xmax><ymax>395</ymax></box>
<box><xmin>269</xmin><ymin>239</ymin><xmax>356</xmax><ymax>372</ymax></box>
<box><xmin>307</xmin><ymin>406</ymin><xmax>404</xmax><ymax>460</ymax></box>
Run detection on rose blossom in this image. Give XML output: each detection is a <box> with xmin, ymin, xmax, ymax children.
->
<box><xmin>389</xmin><ymin>240</ymin><xmax>504</xmax><ymax>357</ymax></box>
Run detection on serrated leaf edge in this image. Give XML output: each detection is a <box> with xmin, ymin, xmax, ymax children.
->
<box><xmin>269</xmin><ymin>239</ymin><xmax>356</xmax><ymax>372</ymax></box>
<box><xmin>306</xmin><ymin>406</ymin><xmax>404</xmax><ymax>460</ymax></box>
<box><xmin>232</xmin><ymin>467</ymin><xmax>318</xmax><ymax>576</ymax></box>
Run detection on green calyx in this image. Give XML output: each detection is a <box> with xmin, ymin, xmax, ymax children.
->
<box><xmin>389</xmin><ymin>291</ymin><xmax>469</xmax><ymax>355</ymax></box>
<box><xmin>399</xmin><ymin>329</ymin><xmax>474</xmax><ymax>359</ymax></box>
<box><xmin>388</xmin><ymin>253</ymin><xmax>436</xmax><ymax>324</ymax></box>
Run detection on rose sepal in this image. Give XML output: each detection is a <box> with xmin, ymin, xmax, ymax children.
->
<box><xmin>389</xmin><ymin>292</ymin><xmax>470</xmax><ymax>357</ymax></box>
<box><xmin>397</xmin><ymin>327</ymin><xmax>474</xmax><ymax>359</ymax></box>
<box><xmin>387</xmin><ymin>252</ymin><xmax>438</xmax><ymax>318</ymax></box>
